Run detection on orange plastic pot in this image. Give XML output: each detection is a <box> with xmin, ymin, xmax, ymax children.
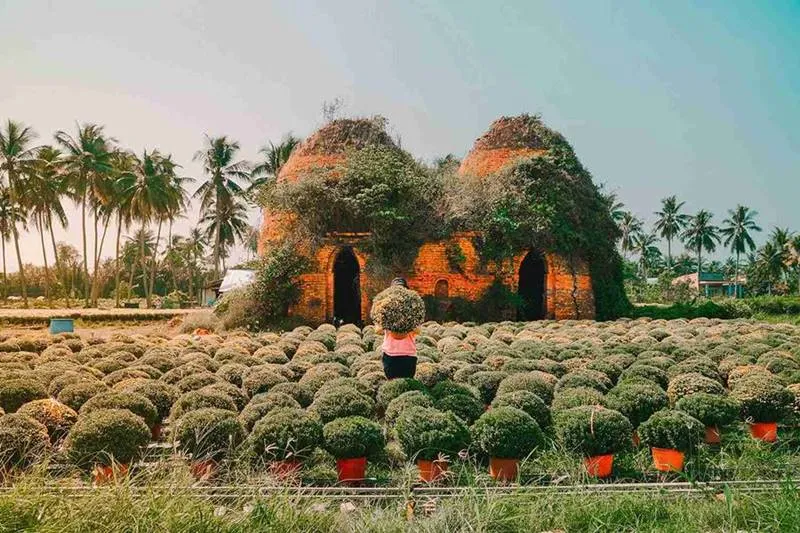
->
<box><xmin>92</xmin><ymin>463</ymin><xmax>129</xmax><ymax>485</ymax></box>
<box><xmin>651</xmin><ymin>448</ymin><xmax>685</xmax><ymax>472</ymax></box>
<box><xmin>151</xmin><ymin>423</ymin><xmax>163</xmax><ymax>442</ymax></box>
<box><xmin>632</xmin><ymin>431</ymin><xmax>640</xmax><ymax>447</ymax></box>
<box><xmin>190</xmin><ymin>460</ymin><xmax>217</xmax><ymax>481</ymax></box>
<box><xmin>417</xmin><ymin>459</ymin><xmax>448</xmax><ymax>483</ymax></box>
<box><xmin>749</xmin><ymin>422</ymin><xmax>777</xmax><ymax>442</ymax></box>
<box><xmin>584</xmin><ymin>454</ymin><xmax>614</xmax><ymax>478</ymax></box>
<box><xmin>704</xmin><ymin>425</ymin><xmax>721</xmax><ymax>445</ymax></box>
<box><xmin>489</xmin><ymin>457</ymin><xmax>519</xmax><ymax>482</ymax></box>
<box><xmin>269</xmin><ymin>459</ymin><xmax>302</xmax><ymax>478</ymax></box>
<box><xmin>336</xmin><ymin>457</ymin><xmax>367</xmax><ymax>482</ymax></box>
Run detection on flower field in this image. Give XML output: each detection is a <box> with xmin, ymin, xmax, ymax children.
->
<box><xmin>1</xmin><ymin>317</ymin><xmax>800</xmax><ymax>487</ymax></box>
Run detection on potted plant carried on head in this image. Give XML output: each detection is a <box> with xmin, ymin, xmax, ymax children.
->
<box><xmin>323</xmin><ymin>416</ymin><xmax>385</xmax><ymax>484</ymax></box>
<box><xmin>67</xmin><ymin>409</ymin><xmax>151</xmax><ymax>484</ymax></box>
<box><xmin>173</xmin><ymin>408</ymin><xmax>245</xmax><ymax>481</ymax></box>
<box><xmin>245</xmin><ymin>407</ymin><xmax>322</xmax><ymax>478</ymax></box>
<box><xmin>730</xmin><ymin>373</ymin><xmax>793</xmax><ymax>442</ymax></box>
<box><xmin>637</xmin><ymin>409</ymin><xmax>704</xmax><ymax>473</ymax></box>
<box><xmin>395</xmin><ymin>406</ymin><xmax>470</xmax><ymax>483</ymax></box>
<box><xmin>675</xmin><ymin>393</ymin><xmax>740</xmax><ymax>445</ymax></box>
<box><xmin>555</xmin><ymin>405</ymin><xmax>632</xmax><ymax>479</ymax></box>
<box><xmin>471</xmin><ymin>406</ymin><xmax>545</xmax><ymax>482</ymax></box>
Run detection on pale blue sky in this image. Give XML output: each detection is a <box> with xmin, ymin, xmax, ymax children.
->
<box><xmin>1</xmin><ymin>0</ymin><xmax>798</xmax><ymax>268</ymax></box>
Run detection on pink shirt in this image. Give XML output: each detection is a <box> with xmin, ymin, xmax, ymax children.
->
<box><xmin>381</xmin><ymin>332</ymin><xmax>417</xmax><ymax>357</ymax></box>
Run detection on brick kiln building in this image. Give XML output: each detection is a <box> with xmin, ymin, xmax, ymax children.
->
<box><xmin>258</xmin><ymin>116</ymin><xmax>595</xmax><ymax>325</ymax></box>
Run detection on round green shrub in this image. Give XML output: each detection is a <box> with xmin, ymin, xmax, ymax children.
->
<box><xmin>79</xmin><ymin>391</ymin><xmax>158</xmax><ymax>428</ymax></box>
<box><xmin>471</xmin><ymin>407</ymin><xmax>544</xmax><ymax>459</ymax></box>
<box><xmin>323</xmin><ymin>416</ymin><xmax>385</xmax><ymax>459</ymax></box>
<box><xmin>668</xmin><ymin>357</ymin><xmax>720</xmax><ymax>382</ymax></box>
<box><xmin>0</xmin><ymin>378</ymin><xmax>47</xmax><ymax>413</ymax></box>
<box><xmin>495</xmin><ymin>372</ymin><xmax>555</xmax><ymax>405</ymax></box>
<box><xmin>17</xmin><ymin>399</ymin><xmax>78</xmax><ymax>443</ymax></box>
<box><xmin>67</xmin><ymin>408</ymin><xmax>150</xmax><ymax>468</ymax></box>
<box><xmin>246</xmin><ymin>407</ymin><xmax>323</xmax><ymax>462</ymax></box>
<box><xmin>491</xmin><ymin>391</ymin><xmax>551</xmax><ymax>429</ymax></box>
<box><xmin>269</xmin><ymin>382</ymin><xmax>314</xmax><ymax>408</ymax></box>
<box><xmin>47</xmin><ymin>372</ymin><xmax>96</xmax><ymax>397</ymax></box>
<box><xmin>308</xmin><ymin>387</ymin><xmax>374</xmax><ymax>424</ymax></box>
<box><xmin>103</xmin><ymin>369</ymin><xmax>152</xmax><ymax>388</ymax></box>
<box><xmin>200</xmin><ymin>383</ymin><xmax>248</xmax><ymax>411</ymax></box>
<box><xmin>430</xmin><ymin>380</ymin><xmax>481</xmax><ymax>401</ymax></box>
<box><xmin>468</xmin><ymin>371</ymin><xmax>509</xmax><ymax>404</ymax></box>
<box><xmin>57</xmin><ymin>381</ymin><xmax>109</xmax><ymax>412</ymax></box>
<box><xmin>730</xmin><ymin>373</ymin><xmax>793</xmax><ymax>423</ymax></box>
<box><xmin>604</xmin><ymin>381</ymin><xmax>667</xmax><ymax>428</ymax></box>
<box><xmin>297</xmin><ymin>363</ymin><xmax>350</xmax><ymax>393</ymax></box>
<box><xmin>174</xmin><ymin>408</ymin><xmax>245</xmax><ymax>461</ymax></box>
<box><xmin>216</xmin><ymin>363</ymin><xmax>249</xmax><ymax>388</ymax></box>
<box><xmin>554</xmin><ymin>405</ymin><xmax>632</xmax><ymax>457</ymax></box>
<box><xmin>675</xmin><ymin>393</ymin><xmax>740</xmax><ymax>427</ymax></box>
<box><xmin>434</xmin><ymin>394</ymin><xmax>484</xmax><ymax>425</ymax></box>
<box><xmin>551</xmin><ymin>387</ymin><xmax>605</xmax><ymax>413</ymax></box>
<box><xmin>637</xmin><ymin>409</ymin><xmax>704</xmax><ymax>452</ymax></box>
<box><xmin>395</xmin><ymin>406</ymin><xmax>470</xmax><ymax>461</ymax></box>
<box><xmin>385</xmin><ymin>391</ymin><xmax>434</xmax><ymax>424</ymax></box>
<box><xmin>727</xmin><ymin>365</ymin><xmax>773</xmax><ymax>389</ymax></box>
<box><xmin>619</xmin><ymin>365</ymin><xmax>668</xmax><ymax>389</ymax></box>
<box><xmin>370</xmin><ymin>285</ymin><xmax>425</xmax><ymax>334</ymax></box>
<box><xmin>239</xmin><ymin>393</ymin><xmax>301</xmax><ymax>432</ymax></box>
<box><xmin>170</xmin><ymin>389</ymin><xmax>237</xmax><ymax>421</ymax></box>
<box><xmin>241</xmin><ymin>368</ymin><xmax>288</xmax><ymax>397</ymax></box>
<box><xmin>314</xmin><ymin>377</ymin><xmax>372</xmax><ymax>400</ymax></box>
<box><xmin>376</xmin><ymin>378</ymin><xmax>427</xmax><ymax>409</ymax></box>
<box><xmin>0</xmin><ymin>413</ymin><xmax>50</xmax><ymax>468</ymax></box>
<box><xmin>116</xmin><ymin>380</ymin><xmax>179</xmax><ymax>423</ymax></box>
<box><xmin>584</xmin><ymin>359</ymin><xmax>623</xmax><ymax>383</ymax></box>
<box><xmin>556</xmin><ymin>369</ymin><xmax>612</xmax><ymax>394</ymax></box>
<box><xmin>666</xmin><ymin>373</ymin><xmax>725</xmax><ymax>405</ymax></box>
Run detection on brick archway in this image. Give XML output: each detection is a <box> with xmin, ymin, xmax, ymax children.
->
<box><xmin>517</xmin><ymin>250</ymin><xmax>547</xmax><ymax>320</ymax></box>
<box><xmin>325</xmin><ymin>246</ymin><xmax>369</xmax><ymax>324</ymax></box>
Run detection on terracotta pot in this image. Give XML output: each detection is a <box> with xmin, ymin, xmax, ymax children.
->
<box><xmin>749</xmin><ymin>422</ymin><xmax>777</xmax><ymax>442</ymax></box>
<box><xmin>417</xmin><ymin>459</ymin><xmax>448</xmax><ymax>483</ymax></box>
<box><xmin>584</xmin><ymin>454</ymin><xmax>614</xmax><ymax>478</ymax></box>
<box><xmin>92</xmin><ymin>463</ymin><xmax>129</xmax><ymax>485</ymax></box>
<box><xmin>651</xmin><ymin>447</ymin><xmax>685</xmax><ymax>472</ymax></box>
<box><xmin>489</xmin><ymin>457</ymin><xmax>519</xmax><ymax>482</ymax></box>
<box><xmin>151</xmin><ymin>423</ymin><xmax>163</xmax><ymax>442</ymax></box>
<box><xmin>632</xmin><ymin>431</ymin><xmax>640</xmax><ymax>447</ymax></box>
<box><xmin>704</xmin><ymin>425</ymin><xmax>721</xmax><ymax>445</ymax></box>
<box><xmin>336</xmin><ymin>457</ymin><xmax>367</xmax><ymax>482</ymax></box>
<box><xmin>269</xmin><ymin>459</ymin><xmax>302</xmax><ymax>478</ymax></box>
<box><xmin>190</xmin><ymin>460</ymin><xmax>217</xmax><ymax>481</ymax></box>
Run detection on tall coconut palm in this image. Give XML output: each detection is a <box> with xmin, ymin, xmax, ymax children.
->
<box><xmin>681</xmin><ymin>210</ymin><xmax>720</xmax><ymax>277</ymax></box>
<box><xmin>788</xmin><ymin>234</ymin><xmax>800</xmax><ymax>296</ymax></box>
<box><xmin>185</xmin><ymin>227</ymin><xmax>206</xmax><ymax>304</ymax></box>
<box><xmin>0</xmin><ymin>120</ymin><xmax>39</xmax><ymax>307</ymax></box>
<box><xmin>108</xmin><ymin>150</ymin><xmax>137</xmax><ymax>307</ymax></box>
<box><xmin>600</xmin><ymin>190</ymin><xmax>626</xmax><ymax>226</ymax></box>
<box><xmin>757</xmin><ymin>242</ymin><xmax>786</xmax><ymax>295</ymax></box>
<box><xmin>193</xmin><ymin>136</ymin><xmax>251</xmax><ymax>277</ymax></box>
<box><xmin>0</xmin><ymin>187</ymin><xmax>26</xmax><ymax>298</ymax></box>
<box><xmin>618</xmin><ymin>212</ymin><xmax>643</xmax><ymax>260</ymax></box>
<box><xmin>632</xmin><ymin>232</ymin><xmax>661</xmax><ymax>279</ymax></box>
<box><xmin>720</xmin><ymin>205</ymin><xmax>761</xmax><ymax>298</ymax></box>
<box><xmin>248</xmin><ymin>135</ymin><xmax>300</xmax><ymax>197</ymax></box>
<box><xmin>199</xmin><ymin>197</ymin><xmax>250</xmax><ymax>259</ymax></box>
<box><xmin>653</xmin><ymin>196</ymin><xmax>689</xmax><ymax>272</ymax></box>
<box><xmin>55</xmin><ymin>123</ymin><xmax>115</xmax><ymax>305</ymax></box>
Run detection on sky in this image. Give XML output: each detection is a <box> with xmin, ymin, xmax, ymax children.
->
<box><xmin>1</xmin><ymin>0</ymin><xmax>799</xmax><ymax>270</ymax></box>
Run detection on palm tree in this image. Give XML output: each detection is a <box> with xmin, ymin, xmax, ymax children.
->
<box><xmin>618</xmin><ymin>212</ymin><xmax>643</xmax><ymax>260</ymax></box>
<box><xmin>199</xmin><ymin>197</ymin><xmax>250</xmax><ymax>263</ymax></box>
<box><xmin>681</xmin><ymin>210</ymin><xmax>720</xmax><ymax>277</ymax></box>
<box><xmin>248</xmin><ymin>134</ymin><xmax>300</xmax><ymax>197</ymax></box>
<box><xmin>185</xmin><ymin>227</ymin><xmax>206</xmax><ymax>304</ymax></box>
<box><xmin>789</xmin><ymin>235</ymin><xmax>800</xmax><ymax>296</ymax></box>
<box><xmin>632</xmin><ymin>232</ymin><xmax>661</xmax><ymax>279</ymax></box>
<box><xmin>109</xmin><ymin>150</ymin><xmax>137</xmax><ymax>307</ymax></box>
<box><xmin>719</xmin><ymin>205</ymin><xmax>761</xmax><ymax>298</ymax></box>
<box><xmin>193</xmin><ymin>136</ymin><xmax>251</xmax><ymax>277</ymax></box>
<box><xmin>757</xmin><ymin>242</ymin><xmax>786</xmax><ymax>295</ymax></box>
<box><xmin>0</xmin><ymin>120</ymin><xmax>39</xmax><ymax>307</ymax></box>
<box><xmin>0</xmin><ymin>187</ymin><xmax>26</xmax><ymax>298</ymax></box>
<box><xmin>769</xmin><ymin>227</ymin><xmax>793</xmax><ymax>283</ymax></box>
<box><xmin>653</xmin><ymin>196</ymin><xmax>689</xmax><ymax>272</ymax></box>
<box><xmin>600</xmin><ymin>190</ymin><xmax>626</xmax><ymax>226</ymax></box>
<box><xmin>55</xmin><ymin>123</ymin><xmax>115</xmax><ymax>305</ymax></box>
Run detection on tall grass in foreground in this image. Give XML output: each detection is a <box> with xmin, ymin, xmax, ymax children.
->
<box><xmin>0</xmin><ymin>472</ymin><xmax>799</xmax><ymax>532</ymax></box>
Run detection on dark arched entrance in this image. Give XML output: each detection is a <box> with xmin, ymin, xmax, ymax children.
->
<box><xmin>333</xmin><ymin>247</ymin><xmax>361</xmax><ymax>324</ymax></box>
<box><xmin>518</xmin><ymin>251</ymin><xmax>546</xmax><ymax>320</ymax></box>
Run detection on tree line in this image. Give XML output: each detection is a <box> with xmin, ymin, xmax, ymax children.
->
<box><xmin>0</xmin><ymin>119</ymin><xmax>300</xmax><ymax>307</ymax></box>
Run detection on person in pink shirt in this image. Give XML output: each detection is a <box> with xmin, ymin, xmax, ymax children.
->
<box><xmin>376</xmin><ymin>278</ymin><xmax>419</xmax><ymax>379</ymax></box>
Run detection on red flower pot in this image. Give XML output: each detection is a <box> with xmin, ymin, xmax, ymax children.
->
<box><xmin>417</xmin><ymin>459</ymin><xmax>448</xmax><ymax>483</ymax></box>
<box><xmin>336</xmin><ymin>457</ymin><xmax>367</xmax><ymax>482</ymax></box>
<box><xmin>269</xmin><ymin>459</ymin><xmax>302</xmax><ymax>478</ymax></box>
<box><xmin>489</xmin><ymin>457</ymin><xmax>519</xmax><ymax>482</ymax></box>
<box><xmin>651</xmin><ymin>447</ymin><xmax>685</xmax><ymax>472</ymax></box>
<box><xmin>704</xmin><ymin>425</ymin><xmax>721</xmax><ymax>444</ymax></box>
<box><xmin>749</xmin><ymin>422</ymin><xmax>777</xmax><ymax>442</ymax></box>
<box><xmin>151</xmin><ymin>423</ymin><xmax>163</xmax><ymax>442</ymax></box>
<box><xmin>92</xmin><ymin>463</ymin><xmax>129</xmax><ymax>485</ymax></box>
<box><xmin>584</xmin><ymin>454</ymin><xmax>614</xmax><ymax>478</ymax></box>
<box><xmin>190</xmin><ymin>460</ymin><xmax>217</xmax><ymax>481</ymax></box>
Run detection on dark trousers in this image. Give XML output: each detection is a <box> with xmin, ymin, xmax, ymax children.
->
<box><xmin>382</xmin><ymin>352</ymin><xmax>417</xmax><ymax>379</ymax></box>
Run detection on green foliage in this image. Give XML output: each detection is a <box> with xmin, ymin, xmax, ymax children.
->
<box><xmin>675</xmin><ymin>393</ymin><xmax>740</xmax><ymax>427</ymax></box>
<box><xmin>555</xmin><ymin>405</ymin><xmax>633</xmax><ymax>457</ymax></box>
<box><xmin>495</xmin><ymin>372</ymin><xmax>555</xmax><ymax>404</ymax></box>
<box><xmin>80</xmin><ymin>391</ymin><xmax>159</xmax><ymax>428</ymax></box>
<box><xmin>308</xmin><ymin>387</ymin><xmax>374</xmax><ymax>424</ymax></box>
<box><xmin>395</xmin><ymin>406</ymin><xmax>470</xmax><ymax>461</ymax></box>
<box><xmin>620</xmin><ymin>364</ymin><xmax>669</xmax><ymax>389</ymax></box>
<box><xmin>68</xmin><ymin>409</ymin><xmax>151</xmax><ymax>468</ymax></box>
<box><xmin>556</xmin><ymin>369</ymin><xmax>612</xmax><ymax>394</ymax></box>
<box><xmin>471</xmin><ymin>407</ymin><xmax>544</xmax><ymax>459</ymax></box>
<box><xmin>445</xmin><ymin>241</ymin><xmax>466</xmax><ymax>273</ymax></box>
<box><xmin>604</xmin><ymin>382</ymin><xmax>668</xmax><ymax>428</ymax></box>
<box><xmin>246</xmin><ymin>407</ymin><xmax>322</xmax><ymax>462</ymax></box>
<box><xmin>17</xmin><ymin>399</ymin><xmax>78</xmax><ymax>443</ymax></box>
<box><xmin>0</xmin><ymin>413</ymin><xmax>50</xmax><ymax>468</ymax></box>
<box><xmin>376</xmin><ymin>378</ymin><xmax>427</xmax><ymax>409</ymax></box>
<box><xmin>322</xmin><ymin>416</ymin><xmax>384</xmax><ymax>459</ymax></box>
<box><xmin>551</xmin><ymin>387</ymin><xmax>606</xmax><ymax>413</ymax></box>
<box><xmin>116</xmin><ymin>380</ymin><xmax>179</xmax><ymax>423</ymax></box>
<box><xmin>240</xmin><ymin>393</ymin><xmax>301</xmax><ymax>432</ymax></box>
<box><xmin>730</xmin><ymin>374</ymin><xmax>793</xmax><ymax>423</ymax></box>
<box><xmin>637</xmin><ymin>409</ymin><xmax>704</xmax><ymax>452</ymax></box>
<box><xmin>0</xmin><ymin>378</ymin><xmax>47</xmax><ymax>413</ymax></box>
<box><xmin>242</xmin><ymin>368</ymin><xmax>289</xmax><ymax>397</ymax></box>
<box><xmin>174</xmin><ymin>408</ymin><xmax>244</xmax><ymax>461</ymax></box>
<box><xmin>491</xmin><ymin>391</ymin><xmax>551</xmax><ymax>428</ymax></box>
<box><xmin>666</xmin><ymin>373</ymin><xmax>725</xmax><ymax>405</ymax></box>
<box><xmin>57</xmin><ymin>381</ymin><xmax>108</xmax><ymax>412</ymax></box>
<box><xmin>370</xmin><ymin>286</ymin><xmax>425</xmax><ymax>333</ymax></box>
<box><xmin>170</xmin><ymin>389</ymin><xmax>237</xmax><ymax>421</ymax></box>
<box><xmin>269</xmin><ymin>382</ymin><xmax>314</xmax><ymax>408</ymax></box>
<box><xmin>429</xmin><ymin>380</ymin><xmax>481</xmax><ymax>401</ymax></box>
<box><xmin>385</xmin><ymin>391</ymin><xmax>433</xmax><ymax>424</ymax></box>
<box><xmin>468</xmin><ymin>371</ymin><xmax>509</xmax><ymax>404</ymax></box>
<box><xmin>434</xmin><ymin>394</ymin><xmax>484</xmax><ymax>425</ymax></box>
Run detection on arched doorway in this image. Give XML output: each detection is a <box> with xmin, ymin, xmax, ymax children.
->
<box><xmin>518</xmin><ymin>251</ymin><xmax>546</xmax><ymax>320</ymax></box>
<box><xmin>333</xmin><ymin>247</ymin><xmax>361</xmax><ymax>324</ymax></box>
